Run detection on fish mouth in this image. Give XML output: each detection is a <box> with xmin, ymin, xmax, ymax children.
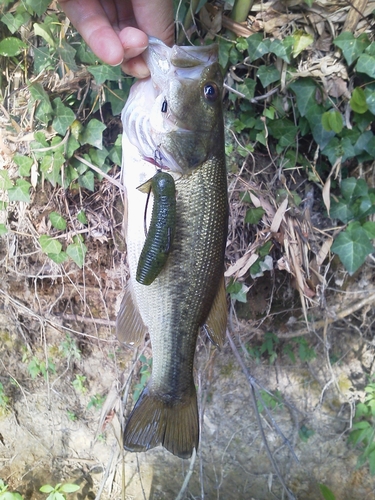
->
<box><xmin>122</xmin><ymin>38</ymin><xmax>220</xmax><ymax>174</ymax></box>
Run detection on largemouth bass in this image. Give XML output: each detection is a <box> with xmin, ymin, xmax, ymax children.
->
<box><xmin>117</xmin><ymin>38</ymin><xmax>228</xmax><ymax>459</ymax></box>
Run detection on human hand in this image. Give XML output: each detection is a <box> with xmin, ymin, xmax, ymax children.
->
<box><xmin>59</xmin><ymin>0</ymin><xmax>174</xmax><ymax>77</ymax></box>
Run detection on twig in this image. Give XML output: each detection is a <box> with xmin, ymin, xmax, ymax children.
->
<box><xmin>226</xmin><ymin>328</ymin><xmax>297</xmax><ymax>500</ymax></box>
<box><xmin>175</xmin><ymin>448</ymin><xmax>197</xmax><ymax>500</ymax></box>
<box><xmin>74</xmin><ymin>154</ymin><xmax>124</xmax><ymax>191</ymax></box>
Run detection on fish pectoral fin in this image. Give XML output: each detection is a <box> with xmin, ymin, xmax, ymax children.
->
<box><xmin>202</xmin><ymin>276</ymin><xmax>228</xmax><ymax>349</ymax></box>
<box><xmin>116</xmin><ymin>284</ymin><xmax>148</xmax><ymax>345</ymax></box>
<box><xmin>123</xmin><ymin>383</ymin><xmax>198</xmax><ymax>459</ymax></box>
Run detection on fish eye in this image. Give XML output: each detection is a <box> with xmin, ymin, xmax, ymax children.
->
<box><xmin>203</xmin><ymin>82</ymin><xmax>219</xmax><ymax>102</ymax></box>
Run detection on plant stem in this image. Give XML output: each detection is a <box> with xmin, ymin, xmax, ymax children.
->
<box><xmin>230</xmin><ymin>0</ymin><xmax>254</xmax><ymax>23</ymax></box>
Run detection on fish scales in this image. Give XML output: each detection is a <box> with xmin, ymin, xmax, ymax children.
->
<box><xmin>118</xmin><ymin>38</ymin><xmax>228</xmax><ymax>459</ymax></box>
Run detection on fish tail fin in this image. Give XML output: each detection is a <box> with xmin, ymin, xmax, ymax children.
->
<box><xmin>123</xmin><ymin>383</ymin><xmax>198</xmax><ymax>459</ymax></box>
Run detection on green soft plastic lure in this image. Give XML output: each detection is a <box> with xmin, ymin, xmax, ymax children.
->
<box><xmin>136</xmin><ymin>171</ymin><xmax>176</xmax><ymax>285</ymax></box>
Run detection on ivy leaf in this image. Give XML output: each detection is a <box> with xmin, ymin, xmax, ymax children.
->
<box><xmin>333</xmin><ymin>32</ymin><xmax>370</xmax><ymax>65</ymax></box>
<box><xmin>246</xmin><ymin>33</ymin><xmax>271</xmax><ymax>62</ymax></box>
<box><xmin>49</xmin><ymin>212</ymin><xmax>67</xmax><ymax>230</ymax></box>
<box><xmin>235</xmin><ymin>79</ymin><xmax>256</xmax><ymax>100</ymax></box>
<box><xmin>13</xmin><ymin>154</ymin><xmax>34</xmax><ymax>176</ymax></box>
<box><xmin>52</xmin><ymin>98</ymin><xmax>76</xmax><ymax>135</ymax></box>
<box><xmin>57</xmin><ymin>39</ymin><xmax>78</xmax><ymax>71</ymax></box>
<box><xmin>1</xmin><ymin>11</ymin><xmax>30</xmax><ymax>34</ymax></box>
<box><xmin>77</xmin><ymin>210</ymin><xmax>88</xmax><ymax>225</ymax></box>
<box><xmin>269</xmin><ymin>37</ymin><xmax>294</xmax><ymax>63</ymax></box>
<box><xmin>329</xmin><ymin>198</ymin><xmax>353</xmax><ymax>223</ymax></box>
<box><xmin>331</xmin><ymin>222</ymin><xmax>374</xmax><ymax>275</ymax></box>
<box><xmin>245</xmin><ymin>207</ymin><xmax>265</xmax><ymax>224</ymax></box>
<box><xmin>80</xmin><ymin>119</ymin><xmax>106</xmax><ymax>149</ymax></box>
<box><xmin>7</xmin><ymin>179</ymin><xmax>31</xmax><ymax>203</ymax></box>
<box><xmin>226</xmin><ymin>280</ymin><xmax>248</xmax><ymax>303</ymax></box>
<box><xmin>289</xmin><ymin>78</ymin><xmax>318</xmax><ymax>117</ymax></box>
<box><xmin>26</xmin><ymin>0</ymin><xmax>50</xmax><ymax>16</ymax></box>
<box><xmin>87</xmin><ymin>64</ymin><xmax>122</xmax><ymax>85</ymax></box>
<box><xmin>356</xmin><ymin>53</ymin><xmax>375</xmax><ymax>78</ymax></box>
<box><xmin>48</xmin><ymin>251</ymin><xmax>67</xmax><ymax>264</ymax></box>
<box><xmin>350</xmin><ymin>87</ymin><xmax>368</xmax><ymax>114</ymax></box>
<box><xmin>341</xmin><ymin>177</ymin><xmax>368</xmax><ymax>201</ymax></box>
<box><xmin>306</xmin><ymin>104</ymin><xmax>335</xmax><ymax>150</ymax></box>
<box><xmin>292</xmin><ymin>30</ymin><xmax>313</xmax><ymax>57</ymax></box>
<box><xmin>257</xmin><ymin>65</ymin><xmax>280</xmax><ymax>87</ymax></box>
<box><xmin>29</xmin><ymin>82</ymin><xmax>52</xmax><ymax>113</ymax></box>
<box><xmin>39</xmin><ymin>235</ymin><xmax>62</xmax><ymax>254</ymax></box>
<box><xmin>78</xmin><ymin>170</ymin><xmax>95</xmax><ymax>191</ymax></box>
<box><xmin>363</xmin><ymin>221</ymin><xmax>375</xmax><ymax>239</ymax></box>
<box><xmin>0</xmin><ymin>37</ymin><xmax>27</xmax><ymax>56</ymax></box>
<box><xmin>66</xmin><ymin>236</ymin><xmax>87</xmax><ymax>268</ymax></box>
<box><xmin>106</xmin><ymin>88</ymin><xmax>128</xmax><ymax>116</ymax></box>
<box><xmin>0</xmin><ymin>170</ymin><xmax>13</xmax><ymax>191</ymax></box>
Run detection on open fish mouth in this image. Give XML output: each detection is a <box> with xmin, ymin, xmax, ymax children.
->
<box><xmin>122</xmin><ymin>38</ymin><xmax>222</xmax><ymax>174</ymax></box>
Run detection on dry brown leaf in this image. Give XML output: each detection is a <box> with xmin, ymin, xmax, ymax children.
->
<box><xmin>270</xmin><ymin>197</ymin><xmax>288</xmax><ymax>233</ymax></box>
<box><xmin>322</xmin><ymin>176</ymin><xmax>331</xmax><ymax>216</ymax></box>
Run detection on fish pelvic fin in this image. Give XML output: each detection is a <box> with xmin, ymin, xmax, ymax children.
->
<box><xmin>116</xmin><ymin>283</ymin><xmax>148</xmax><ymax>345</ymax></box>
<box><xmin>203</xmin><ymin>276</ymin><xmax>228</xmax><ymax>349</ymax></box>
<box><xmin>123</xmin><ymin>383</ymin><xmax>198</xmax><ymax>459</ymax></box>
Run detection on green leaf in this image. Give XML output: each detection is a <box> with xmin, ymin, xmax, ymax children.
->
<box><xmin>363</xmin><ymin>221</ymin><xmax>375</xmax><ymax>239</ymax></box>
<box><xmin>269</xmin><ymin>37</ymin><xmax>294</xmax><ymax>63</ymax></box>
<box><xmin>350</xmin><ymin>87</ymin><xmax>368</xmax><ymax>114</ymax></box>
<box><xmin>78</xmin><ymin>170</ymin><xmax>95</xmax><ymax>191</ymax></box>
<box><xmin>13</xmin><ymin>154</ymin><xmax>34</xmax><ymax>176</ymax></box>
<box><xmin>289</xmin><ymin>78</ymin><xmax>318</xmax><ymax>117</ymax></box>
<box><xmin>341</xmin><ymin>177</ymin><xmax>368</xmax><ymax>201</ymax></box>
<box><xmin>319</xmin><ymin>483</ymin><xmax>336</xmax><ymax>500</ymax></box>
<box><xmin>77</xmin><ymin>210</ymin><xmax>88</xmax><ymax>225</ymax></box>
<box><xmin>236</xmin><ymin>79</ymin><xmax>256</xmax><ymax>100</ymax></box>
<box><xmin>0</xmin><ymin>224</ymin><xmax>8</xmax><ymax>235</ymax></box>
<box><xmin>356</xmin><ymin>53</ymin><xmax>375</xmax><ymax>78</ymax></box>
<box><xmin>292</xmin><ymin>30</ymin><xmax>314</xmax><ymax>57</ymax></box>
<box><xmin>26</xmin><ymin>0</ymin><xmax>50</xmax><ymax>16</ymax></box>
<box><xmin>29</xmin><ymin>82</ymin><xmax>52</xmax><ymax>108</ymax></box>
<box><xmin>226</xmin><ymin>280</ymin><xmax>248</xmax><ymax>303</ymax></box>
<box><xmin>49</xmin><ymin>212</ymin><xmax>67</xmax><ymax>230</ymax></box>
<box><xmin>0</xmin><ymin>36</ymin><xmax>27</xmax><ymax>57</ymax></box>
<box><xmin>106</xmin><ymin>87</ymin><xmax>128</xmax><ymax>115</ymax></box>
<box><xmin>59</xmin><ymin>484</ymin><xmax>80</xmax><ymax>493</ymax></box>
<box><xmin>80</xmin><ymin>119</ymin><xmax>106</xmax><ymax>149</ymax></box>
<box><xmin>39</xmin><ymin>235</ymin><xmax>62</xmax><ymax>254</ymax></box>
<box><xmin>245</xmin><ymin>207</ymin><xmax>265</xmax><ymax>224</ymax></box>
<box><xmin>257</xmin><ymin>65</ymin><xmax>280</xmax><ymax>87</ymax></box>
<box><xmin>333</xmin><ymin>32</ymin><xmax>370</xmax><ymax>66</ymax></box>
<box><xmin>39</xmin><ymin>485</ymin><xmax>55</xmax><ymax>493</ymax></box>
<box><xmin>52</xmin><ymin>98</ymin><xmax>75</xmax><ymax>136</ymax></box>
<box><xmin>7</xmin><ymin>179</ymin><xmax>31</xmax><ymax>203</ymax></box>
<box><xmin>48</xmin><ymin>251</ymin><xmax>67</xmax><ymax>264</ymax></box>
<box><xmin>246</xmin><ymin>33</ymin><xmax>271</xmax><ymax>62</ymax></box>
<box><xmin>329</xmin><ymin>198</ymin><xmax>354</xmax><ymax>223</ymax></box>
<box><xmin>0</xmin><ymin>170</ymin><xmax>13</xmax><ymax>190</ymax></box>
<box><xmin>321</xmin><ymin>111</ymin><xmax>343</xmax><ymax>134</ymax></box>
<box><xmin>33</xmin><ymin>22</ymin><xmax>55</xmax><ymax>48</ymax></box>
<box><xmin>306</xmin><ymin>104</ymin><xmax>335</xmax><ymax>150</ymax></box>
<box><xmin>57</xmin><ymin>40</ymin><xmax>78</xmax><ymax>71</ymax></box>
<box><xmin>365</xmin><ymin>89</ymin><xmax>375</xmax><ymax>114</ymax></box>
<box><xmin>66</xmin><ymin>237</ymin><xmax>87</xmax><ymax>268</ymax></box>
<box><xmin>1</xmin><ymin>11</ymin><xmax>30</xmax><ymax>34</ymax></box>
<box><xmin>331</xmin><ymin>222</ymin><xmax>374</xmax><ymax>274</ymax></box>
<box><xmin>87</xmin><ymin>64</ymin><xmax>122</xmax><ymax>85</ymax></box>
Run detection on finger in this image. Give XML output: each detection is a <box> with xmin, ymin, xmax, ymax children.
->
<box><xmin>125</xmin><ymin>0</ymin><xmax>174</xmax><ymax>46</ymax></box>
<box><xmin>60</xmin><ymin>0</ymin><xmax>125</xmax><ymax>66</ymax></box>
<box><xmin>122</xmin><ymin>55</ymin><xmax>150</xmax><ymax>79</ymax></box>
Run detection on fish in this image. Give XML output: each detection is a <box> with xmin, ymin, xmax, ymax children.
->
<box><xmin>136</xmin><ymin>171</ymin><xmax>176</xmax><ymax>286</ymax></box>
<box><xmin>117</xmin><ymin>37</ymin><xmax>228</xmax><ymax>459</ymax></box>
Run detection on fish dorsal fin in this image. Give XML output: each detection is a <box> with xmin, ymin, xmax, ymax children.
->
<box><xmin>116</xmin><ymin>283</ymin><xmax>148</xmax><ymax>345</ymax></box>
<box><xmin>202</xmin><ymin>276</ymin><xmax>227</xmax><ymax>349</ymax></box>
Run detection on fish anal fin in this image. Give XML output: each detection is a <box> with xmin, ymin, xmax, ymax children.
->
<box><xmin>116</xmin><ymin>284</ymin><xmax>148</xmax><ymax>345</ymax></box>
<box><xmin>123</xmin><ymin>383</ymin><xmax>198</xmax><ymax>459</ymax></box>
<box><xmin>203</xmin><ymin>276</ymin><xmax>228</xmax><ymax>349</ymax></box>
